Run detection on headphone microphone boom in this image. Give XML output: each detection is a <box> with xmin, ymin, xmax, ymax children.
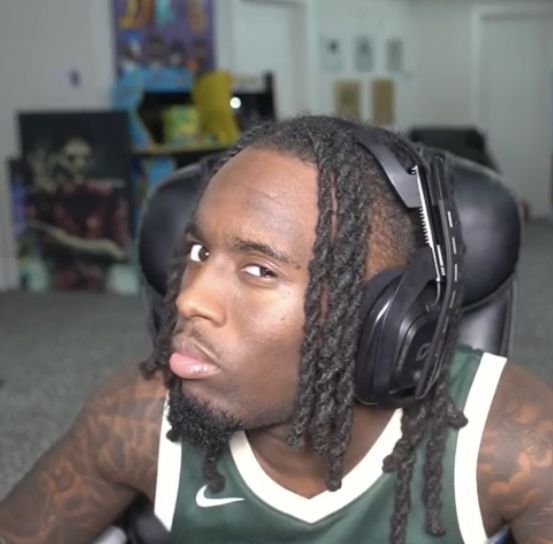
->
<box><xmin>348</xmin><ymin>128</ymin><xmax>463</xmax><ymax>408</ymax></box>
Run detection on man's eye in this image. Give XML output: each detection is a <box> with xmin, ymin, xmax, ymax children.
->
<box><xmin>188</xmin><ymin>243</ymin><xmax>209</xmax><ymax>263</ymax></box>
<box><xmin>243</xmin><ymin>265</ymin><xmax>276</xmax><ymax>279</ymax></box>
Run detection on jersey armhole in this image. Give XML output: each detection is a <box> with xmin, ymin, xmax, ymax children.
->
<box><xmin>454</xmin><ymin>352</ymin><xmax>507</xmax><ymax>543</ymax></box>
<box><xmin>154</xmin><ymin>397</ymin><xmax>182</xmax><ymax>531</ymax></box>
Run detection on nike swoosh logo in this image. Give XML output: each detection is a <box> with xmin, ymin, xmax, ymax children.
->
<box><xmin>195</xmin><ymin>485</ymin><xmax>245</xmax><ymax>508</ymax></box>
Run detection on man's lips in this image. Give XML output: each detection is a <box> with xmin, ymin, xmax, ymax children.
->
<box><xmin>169</xmin><ymin>339</ymin><xmax>220</xmax><ymax>380</ymax></box>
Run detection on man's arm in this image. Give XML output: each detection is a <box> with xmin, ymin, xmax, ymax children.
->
<box><xmin>0</xmin><ymin>363</ymin><xmax>166</xmax><ymax>544</ymax></box>
<box><xmin>478</xmin><ymin>363</ymin><xmax>553</xmax><ymax>543</ymax></box>
<box><xmin>28</xmin><ymin>220</ymin><xmax>128</xmax><ymax>260</ymax></box>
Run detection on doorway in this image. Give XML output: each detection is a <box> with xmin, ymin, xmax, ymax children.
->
<box><xmin>478</xmin><ymin>10</ymin><xmax>553</xmax><ymax>218</ymax></box>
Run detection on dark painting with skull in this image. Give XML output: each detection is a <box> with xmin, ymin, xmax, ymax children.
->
<box><xmin>18</xmin><ymin>111</ymin><xmax>134</xmax><ymax>292</ymax></box>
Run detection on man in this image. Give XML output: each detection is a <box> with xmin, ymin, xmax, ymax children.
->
<box><xmin>1</xmin><ymin>116</ymin><xmax>552</xmax><ymax>543</ymax></box>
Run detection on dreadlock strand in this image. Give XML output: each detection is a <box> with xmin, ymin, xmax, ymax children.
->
<box><xmin>287</xmin><ymin>137</ymin><xmax>336</xmax><ymax>449</ymax></box>
<box><xmin>389</xmin><ymin>455</ymin><xmax>417</xmax><ymax>544</ymax></box>
<box><xmin>421</xmin><ymin>307</ymin><xmax>467</xmax><ymax>535</ymax></box>
<box><xmin>323</xmin><ymin>158</ymin><xmax>372</xmax><ymax>489</ymax></box>
<box><xmin>308</xmin><ymin>154</ymin><xmax>362</xmax><ymax>457</ymax></box>
<box><xmin>422</xmin><ymin>375</ymin><xmax>449</xmax><ymax>535</ymax></box>
<box><xmin>202</xmin><ymin>449</ymin><xmax>226</xmax><ymax>493</ymax></box>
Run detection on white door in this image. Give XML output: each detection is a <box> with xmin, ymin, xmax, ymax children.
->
<box><xmin>479</xmin><ymin>13</ymin><xmax>553</xmax><ymax>217</ymax></box>
<box><xmin>233</xmin><ymin>0</ymin><xmax>307</xmax><ymax>119</ymax></box>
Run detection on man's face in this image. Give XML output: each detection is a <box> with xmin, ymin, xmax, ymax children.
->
<box><xmin>170</xmin><ymin>147</ymin><xmax>319</xmax><ymax>432</ymax></box>
<box><xmin>58</xmin><ymin>138</ymin><xmax>93</xmax><ymax>181</ymax></box>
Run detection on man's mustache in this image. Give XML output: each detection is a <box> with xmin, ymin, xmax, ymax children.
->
<box><xmin>168</xmin><ymin>322</ymin><xmax>225</xmax><ymax>367</ymax></box>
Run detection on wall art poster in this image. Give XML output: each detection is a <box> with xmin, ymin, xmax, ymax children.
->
<box><xmin>18</xmin><ymin>111</ymin><xmax>134</xmax><ymax>292</ymax></box>
<box><xmin>113</xmin><ymin>0</ymin><xmax>216</xmax><ymax>92</ymax></box>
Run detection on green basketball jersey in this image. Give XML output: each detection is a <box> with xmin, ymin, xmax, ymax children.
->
<box><xmin>154</xmin><ymin>346</ymin><xmax>508</xmax><ymax>543</ymax></box>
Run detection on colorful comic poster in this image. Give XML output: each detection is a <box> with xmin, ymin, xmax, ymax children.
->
<box><xmin>113</xmin><ymin>0</ymin><xmax>215</xmax><ymax>92</ymax></box>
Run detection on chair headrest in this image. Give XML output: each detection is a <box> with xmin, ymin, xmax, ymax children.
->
<box><xmin>408</xmin><ymin>127</ymin><xmax>497</xmax><ymax>170</ymax></box>
<box><xmin>448</xmin><ymin>155</ymin><xmax>521</xmax><ymax>306</ymax></box>
<box><xmin>409</xmin><ymin>127</ymin><xmax>487</xmax><ymax>151</ymax></box>
<box><xmin>137</xmin><ymin>163</ymin><xmax>205</xmax><ymax>297</ymax></box>
<box><xmin>137</xmin><ymin>153</ymin><xmax>521</xmax><ymax>309</ymax></box>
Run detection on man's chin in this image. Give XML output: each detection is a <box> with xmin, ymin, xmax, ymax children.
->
<box><xmin>166</xmin><ymin>379</ymin><xmax>242</xmax><ymax>451</ymax></box>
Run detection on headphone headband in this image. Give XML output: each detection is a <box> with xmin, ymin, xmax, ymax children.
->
<box><xmin>347</xmin><ymin>128</ymin><xmax>424</xmax><ymax>209</ymax></box>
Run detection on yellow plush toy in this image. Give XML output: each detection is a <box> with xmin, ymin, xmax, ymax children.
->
<box><xmin>192</xmin><ymin>70</ymin><xmax>240</xmax><ymax>145</ymax></box>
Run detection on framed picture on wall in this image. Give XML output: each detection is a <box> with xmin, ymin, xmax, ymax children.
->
<box><xmin>334</xmin><ymin>79</ymin><xmax>362</xmax><ymax>120</ymax></box>
<box><xmin>17</xmin><ymin>111</ymin><xmax>135</xmax><ymax>292</ymax></box>
<box><xmin>386</xmin><ymin>38</ymin><xmax>405</xmax><ymax>74</ymax></box>
<box><xmin>372</xmin><ymin>78</ymin><xmax>396</xmax><ymax>126</ymax></box>
<box><xmin>321</xmin><ymin>37</ymin><xmax>344</xmax><ymax>72</ymax></box>
<box><xmin>354</xmin><ymin>36</ymin><xmax>374</xmax><ymax>73</ymax></box>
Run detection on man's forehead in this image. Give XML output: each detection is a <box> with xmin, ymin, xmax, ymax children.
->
<box><xmin>203</xmin><ymin>148</ymin><xmax>318</xmax><ymax>214</ymax></box>
<box><xmin>214</xmin><ymin>147</ymin><xmax>314</xmax><ymax>184</ymax></box>
<box><xmin>194</xmin><ymin>148</ymin><xmax>319</xmax><ymax>259</ymax></box>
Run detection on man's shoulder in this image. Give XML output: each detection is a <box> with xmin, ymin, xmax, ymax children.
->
<box><xmin>480</xmin><ymin>361</ymin><xmax>553</xmax><ymax>469</ymax></box>
<box><xmin>477</xmin><ymin>361</ymin><xmax>553</xmax><ymax>540</ymax></box>
<box><xmin>88</xmin><ymin>360</ymin><xmax>167</xmax><ymax>409</ymax></box>
<box><xmin>72</xmin><ymin>361</ymin><xmax>168</xmax><ymax>500</ymax></box>
<box><xmin>79</xmin><ymin>361</ymin><xmax>167</xmax><ymax>428</ymax></box>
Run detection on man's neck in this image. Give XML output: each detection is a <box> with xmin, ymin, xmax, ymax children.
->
<box><xmin>246</xmin><ymin>404</ymin><xmax>395</xmax><ymax>498</ymax></box>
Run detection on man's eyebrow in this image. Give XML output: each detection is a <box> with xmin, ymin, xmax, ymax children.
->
<box><xmin>230</xmin><ymin>236</ymin><xmax>300</xmax><ymax>269</ymax></box>
<box><xmin>184</xmin><ymin>223</ymin><xmax>300</xmax><ymax>269</ymax></box>
<box><xmin>184</xmin><ymin>221</ymin><xmax>203</xmax><ymax>240</ymax></box>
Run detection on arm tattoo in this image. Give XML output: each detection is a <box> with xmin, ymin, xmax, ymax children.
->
<box><xmin>478</xmin><ymin>364</ymin><xmax>553</xmax><ymax>543</ymax></box>
<box><xmin>0</xmin><ymin>363</ymin><xmax>166</xmax><ymax>544</ymax></box>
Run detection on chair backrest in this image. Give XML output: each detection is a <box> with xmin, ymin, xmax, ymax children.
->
<box><xmin>451</xmin><ymin>156</ymin><xmax>521</xmax><ymax>355</ymax></box>
<box><xmin>137</xmin><ymin>152</ymin><xmax>522</xmax><ymax>358</ymax></box>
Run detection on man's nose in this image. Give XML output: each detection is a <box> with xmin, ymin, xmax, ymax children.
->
<box><xmin>175</xmin><ymin>265</ymin><xmax>226</xmax><ymax>326</ymax></box>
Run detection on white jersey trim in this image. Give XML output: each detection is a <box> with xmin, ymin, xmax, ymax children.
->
<box><xmin>154</xmin><ymin>398</ymin><xmax>182</xmax><ymax>531</ymax></box>
<box><xmin>229</xmin><ymin>409</ymin><xmax>402</xmax><ymax>524</ymax></box>
<box><xmin>454</xmin><ymin>352</ymin><xmax>507</xmax><ymax>543</ymax></box>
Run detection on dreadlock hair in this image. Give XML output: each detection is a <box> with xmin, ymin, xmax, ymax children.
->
<box><xmin>141</xmin><ymin>115</ymin><xmax>468</xmax><ymax>544</ymax></box>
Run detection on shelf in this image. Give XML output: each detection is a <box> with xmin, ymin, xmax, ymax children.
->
<box><xmin>133</xmin><ymin>142</ymin><xmax>229</xmax><ymax>156</ymax></box>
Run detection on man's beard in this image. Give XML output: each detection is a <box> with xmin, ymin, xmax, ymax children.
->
<box><xmin>165</xmin><ymin>378</ymin><xmax>242</xmax><ymax>491</ymax></box>
<box><xmin>166</xmin><ymin>378</ymin><xmax>242</xmax><ymax>450</ymax></box>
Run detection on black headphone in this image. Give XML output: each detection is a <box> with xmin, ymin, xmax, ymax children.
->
<box><xmin>347</xmin><ymin>126</ymin><xmax>463</xmax><ymax>408</ymax></box>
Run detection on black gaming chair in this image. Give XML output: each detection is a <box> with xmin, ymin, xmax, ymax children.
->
<box><xmin>120</xmin><ymin>151</ymin><xmax>522</xmax><ymax>543</ymax></box>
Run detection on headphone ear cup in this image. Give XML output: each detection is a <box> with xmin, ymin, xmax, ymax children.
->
<box><xmin>354</xmin><ymin>271</ymin><xmax>403</xmax><ymax>404</ymax></box>
<box><xmin>355</xmin><ymin>248</ymin><xmax>441</xmax><ymax>407</ymax></box>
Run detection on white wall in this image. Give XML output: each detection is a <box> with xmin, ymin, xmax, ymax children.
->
<box><xmin>403</xmin><ymin>0</ymin><xmax>474</xmax><ymax>127</ymax></box>
<box><xmin>0</xmin><ymin>0</ymin><xmax>114</xmax><ymax>288</ymax></box>
<box><xmin>212</xmin><ymin>0</ymin><xmax>319</xmax><ymax>119</ymax></box>
<box><xmin>0</xmin><ymin>0</ymin><xmax>113</xmax><ymax>160</ymax></box>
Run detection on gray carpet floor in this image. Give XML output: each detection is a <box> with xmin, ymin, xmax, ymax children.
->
<box><xmin>0</xmin><ymin>220</ymin><xmax>552</xmax><ymax>500</ymax></box>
